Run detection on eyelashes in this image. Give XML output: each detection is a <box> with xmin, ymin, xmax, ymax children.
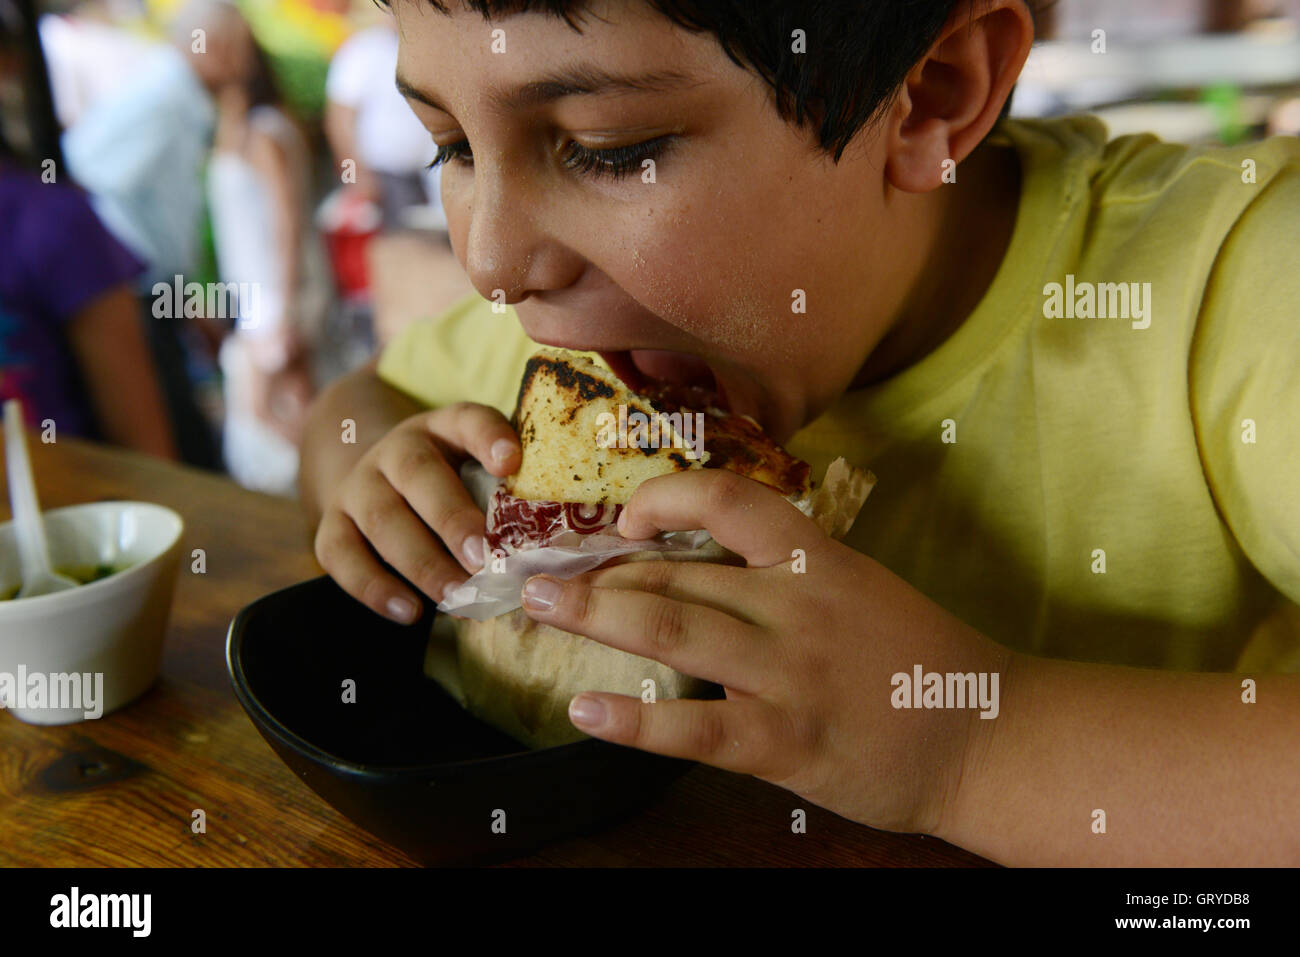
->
<box><xmin>427</xmin><ymin>141</ymin><xmax>471</xmax><ymax>170</ymax></box>
<box><xmin>427</xmin><ymin>135</ymin><xmax>675</xmax><ymax>181</ymax></box>
<box><xmin>561</xmin><ymin>135</ymin><xmax>674</xmax><ymax>179</ymax></box>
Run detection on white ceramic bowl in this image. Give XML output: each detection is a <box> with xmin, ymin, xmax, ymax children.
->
<box><xmin>0</xmin><ymin>502</ymin><xmax>184</xmax><ymax>724</ymax></box>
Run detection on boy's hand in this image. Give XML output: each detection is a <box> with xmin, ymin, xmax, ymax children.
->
<box><xmin>518</xmin><ymin>468</ymin><xmax>1009</xmax><ymax>835</ymax></box>
<box><xmin>314</xmin><ymin>403</ymin><xmax>520</xmax><ymax>624</ymax></box>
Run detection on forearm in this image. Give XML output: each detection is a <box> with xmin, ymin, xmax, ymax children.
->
<box><xmin>240</xmin><ymin>131</ymin><xmax>302</xmax><ymax>351</ymax></box>
<box><xmin>69</xmin><ymin>286</ymin><xmax>179</xmax><ymax>460</ymax></box>
<box><xmin>272</xmin><ymin>188</ymin><xmax>300</xmax><ymax>336</ymax></box>
<box><xmin>940</xmin><ymin>650</ymin><xmax>1300</xmax><ymax>865</ymax></box>
<box><xmin>96</xmin><ymin>377</ymin><xmax>179</xmax><ymax>460</ymax></box>
<box><xmin>298</xmin><ymin>358</ymin><xmax>426</xmax><ymax>528</ymax></box>
<box><xmin>265</xmin><ymin>142</ymin><xmax>302</xmax><ymax>330</ymax></box>
<box><xmin>323</xmin><ymin>102</ymin><xmax>353</xmax><ymax>169</ymax></box>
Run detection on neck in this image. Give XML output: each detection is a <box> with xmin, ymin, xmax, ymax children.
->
<box><xmin>852</xmin><ymin>137</ymin><xmax>1022</xmax><ymax>389</ymax></box>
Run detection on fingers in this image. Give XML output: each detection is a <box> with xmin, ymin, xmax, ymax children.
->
<box><xmin>346</xmin><ymin>474</ymin><xmax>472</xmax><ymax>606</ymax></box>
<box><xmin>567</xmin><ymin>693</ymin><xmax>797</xmax><ymax>780</ymax></box>
<box><xmin>383</xmin><ymin>404</ymin><xmax>519</xmax><ymax>574</ymax></box>
<box><xmin>317</xmin><ymin>402</ymin><xmax>519</xmax><ymax>624</ymax></box>
<box><xmin>425</xmin><ymin>402</ymin><xmax>520</xmax><ymax>478</ymax></box>
<box><xmin>617</xmin><ymin>469</ymin><xmax>823</xmax><ymax>568</ymax></box>
<box><xmin>313</xmin><ymin>510</ymin><xmax>424</xmax><ymax>624</ymax></box>
<box><xmin>374</xmin><ymin>433</ymin><xmax>488</xmax><ymax>575</ymax></box>
<box><xmin>585</xmin><ymin>559</ymin><xmax>765</xmax><ymax>626</ymax></box>
<box><xmin>521</xmin><ymin>572</ymin><xmax>769</xmax><ymax>691</ymax></box>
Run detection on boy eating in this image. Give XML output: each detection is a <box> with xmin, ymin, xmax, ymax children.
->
<box><xmin>300</xmin><ymin>0</ymin><xmax>1300</xmax><ymax>865</ymax></box>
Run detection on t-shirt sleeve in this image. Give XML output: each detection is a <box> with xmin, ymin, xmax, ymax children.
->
<box><xmin>23</xmin><ymin>183</ymin><xmax>145</xmax><ymax>323</ymax></box>
<box><xmin>376</xmin><ymin>293</ymin><xmax>543</xmax><ymax>416</ymax></box>
<box><xmin>1189</xmin><ymin>148</ymin><xmax>1300</xmax><ymax>606</ymax></box>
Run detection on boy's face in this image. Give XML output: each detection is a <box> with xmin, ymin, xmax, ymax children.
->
<box><xmin>394</xmin><ymin>0</ymin><xmax>915</xmax><ymax>443</ymax></box>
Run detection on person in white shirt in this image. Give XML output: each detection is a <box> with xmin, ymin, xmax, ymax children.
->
<box><xmin>207</xmin><ymin>39</ymin><xmax>333</xmax><ymax>496</ymax></box>
<box><xmin>60</xmin><ymin>0</ymin><xmax>256</xmax><ymax>469</ymax></box>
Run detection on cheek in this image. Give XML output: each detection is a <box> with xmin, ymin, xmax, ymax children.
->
<box><xmin>618</xmin><ymin>189</ymin><xmax>817</xmax><ymax>365</ymax></box>
<box><xmin>437</xmin><ymin>153</ymin><xmax>833</xmax><ymax>371</ymax></box>
<box><xmin>439</xmin><ymin>173</ymin><xmax>472</xmax><ymax>264</ymax></box>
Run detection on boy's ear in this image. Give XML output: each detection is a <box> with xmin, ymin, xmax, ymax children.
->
<box><xmin>885</xmin><ymin>0</ymin><xmax>1035</xmax><ymax>193</ymax></box>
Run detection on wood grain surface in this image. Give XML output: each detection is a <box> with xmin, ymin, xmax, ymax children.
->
<box><xmin>0</xmin><ymin>434</ymin><xmax>991</xmax><ymax>867</ymax></box>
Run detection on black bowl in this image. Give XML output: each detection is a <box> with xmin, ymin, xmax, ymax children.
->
<box><xmin>226</xmin><ymin>575</ymin><xmax>698</xmax><ymax>865</ymax></box>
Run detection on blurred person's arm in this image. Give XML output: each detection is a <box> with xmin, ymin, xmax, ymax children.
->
<box><xmin>322</xmin><ymin>98</ymin><xmax>357</xmax><ymax>172</ymax></box>
<box><xmin>238</xmin><ymin>116</ymin><xmax>308</xmax><ymax>368</ymax></box>
<box><xmin>66</xmin><ymin>284</ymin><xmax>179</xmax><ymax>460</ymax></box>
<box><xmin>248</xmin><ymin>125</ymin><xmax>314</xmax><ymax>445</ymax></box>
<box><xmin>299</xmin><ymin>357</ymin><xmax>425</xmax><ymax>529</ymax></box>
<box><xmin>212</xmin><ymin>94</ymin><xmax>315</xmax><ymax>445</ymax></box>
<box><xmin>323</xmin><ymin>99</ymin><xmax>379</xmax><ymax>203</ymax></box>
<box><xmin>247</xmin><ymin>129</ymin><xmax>302</xmax><ymax>347</ymax></box>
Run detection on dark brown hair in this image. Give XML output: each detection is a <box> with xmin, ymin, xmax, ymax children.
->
<box><xmin>385</xmin><ymin>0</ymin><xmax>1031</xmax><ymax>161</ymax></box>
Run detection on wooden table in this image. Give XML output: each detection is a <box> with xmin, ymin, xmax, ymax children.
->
<box><xmin>0</xmin><ymin>435</ymin><xmax>991</xmax><ymax>866</ymax></box>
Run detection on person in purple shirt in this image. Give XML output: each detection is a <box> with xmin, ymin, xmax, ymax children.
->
<box><xmin>0</xmin><ymin>160</ymin><xmax>178</xmax><ymax>458</ymax></box>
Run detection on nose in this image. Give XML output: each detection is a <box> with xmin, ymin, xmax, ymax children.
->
<box><xmin>459</xmin><ymin>163</ymin><xmax>580</xmax><ymax>306</ymax></box>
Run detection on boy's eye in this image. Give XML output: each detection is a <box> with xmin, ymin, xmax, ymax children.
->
<box><xmin>427</xmin><ymin>135</ymin><xmax>675</xmax><ymax>181</ymax></box>
<box><xmin>428</xmin><ymin>140</ymin><xmax>473</xmax><ymax>170</ymax></box>
<box><xmin>559</xmin><ymin>135</ymin><xmax>675</xmax><ymax>180</ymax></box>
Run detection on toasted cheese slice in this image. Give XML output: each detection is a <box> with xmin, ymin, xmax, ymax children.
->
<box><xmin>505</xmin><ymin>349</ymin><xmax>707</xmax><ymax>505</ymax></box>
<box><xmin>642</xmin><ymin>385</ymin><xmax>811</xmax><ymax>498</ymax></box>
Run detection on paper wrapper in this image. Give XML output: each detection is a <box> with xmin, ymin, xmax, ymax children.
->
<box><xmin>435</xmin><ymin>463</ymin><xmax>722</xmax><ymax>622</ymax></box>
<box><xmin>427</xmin><ymin>458</ymin><xmax>876</xmax><ymax>749</ymax></box>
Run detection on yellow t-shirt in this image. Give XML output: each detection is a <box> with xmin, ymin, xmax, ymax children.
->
<box><xmin>378</xmin><ymin>115</ymin><xmax>1300</xmax><ymax>674</ymax></box>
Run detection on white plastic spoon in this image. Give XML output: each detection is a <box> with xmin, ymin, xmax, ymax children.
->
<box><xmin>4</xmin><ymin>400</ymin><xmax>77</xmax><ymax>599</ymax></box>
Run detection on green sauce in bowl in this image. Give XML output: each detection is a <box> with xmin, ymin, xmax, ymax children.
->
<box><xmin>0</xmin><ymin>563</ymin><xmax>124</xmax><ymax>601</ymax></box>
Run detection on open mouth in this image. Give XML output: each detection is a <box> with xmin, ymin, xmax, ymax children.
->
<box><xmin>597</xmin><ymin>349</ymin><xmax>729</xmax><ymax>413</ymax></box>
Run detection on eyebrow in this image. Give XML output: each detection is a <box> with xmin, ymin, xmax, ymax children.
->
<box><xmin>395</xmin><ymin>64</ymin><xmax>701</xmax><ymax>114</ymax></box>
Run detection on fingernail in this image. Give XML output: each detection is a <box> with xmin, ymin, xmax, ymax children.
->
<box><xmin>491</xmin><ymin>438</ymin><xmax>516</xmax><ymax>466</ymax></box>
<box><xmin>461</xmin><ymin>535</ymin><xmax>484</xmax><ymax>571</ymax></box>
<box><xmin>522</xmin><ymin>576</ymin><xmax>562</xmax><ymax>611</ymax></box>
<box><xmin>569</xmin><ymin>694</ymin><xmax>606</xmax><ymax>728</ymax></box>
<box><xmin>387</xmin><ymin>596</ymin><xmax>418</xmax><ymax>624</ymax></box>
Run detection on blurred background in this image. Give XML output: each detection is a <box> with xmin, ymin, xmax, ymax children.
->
<box><xmin>0</xmin><ymin>0</ymin><xmax>1297</xmax><ymax>499</ymax></box>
